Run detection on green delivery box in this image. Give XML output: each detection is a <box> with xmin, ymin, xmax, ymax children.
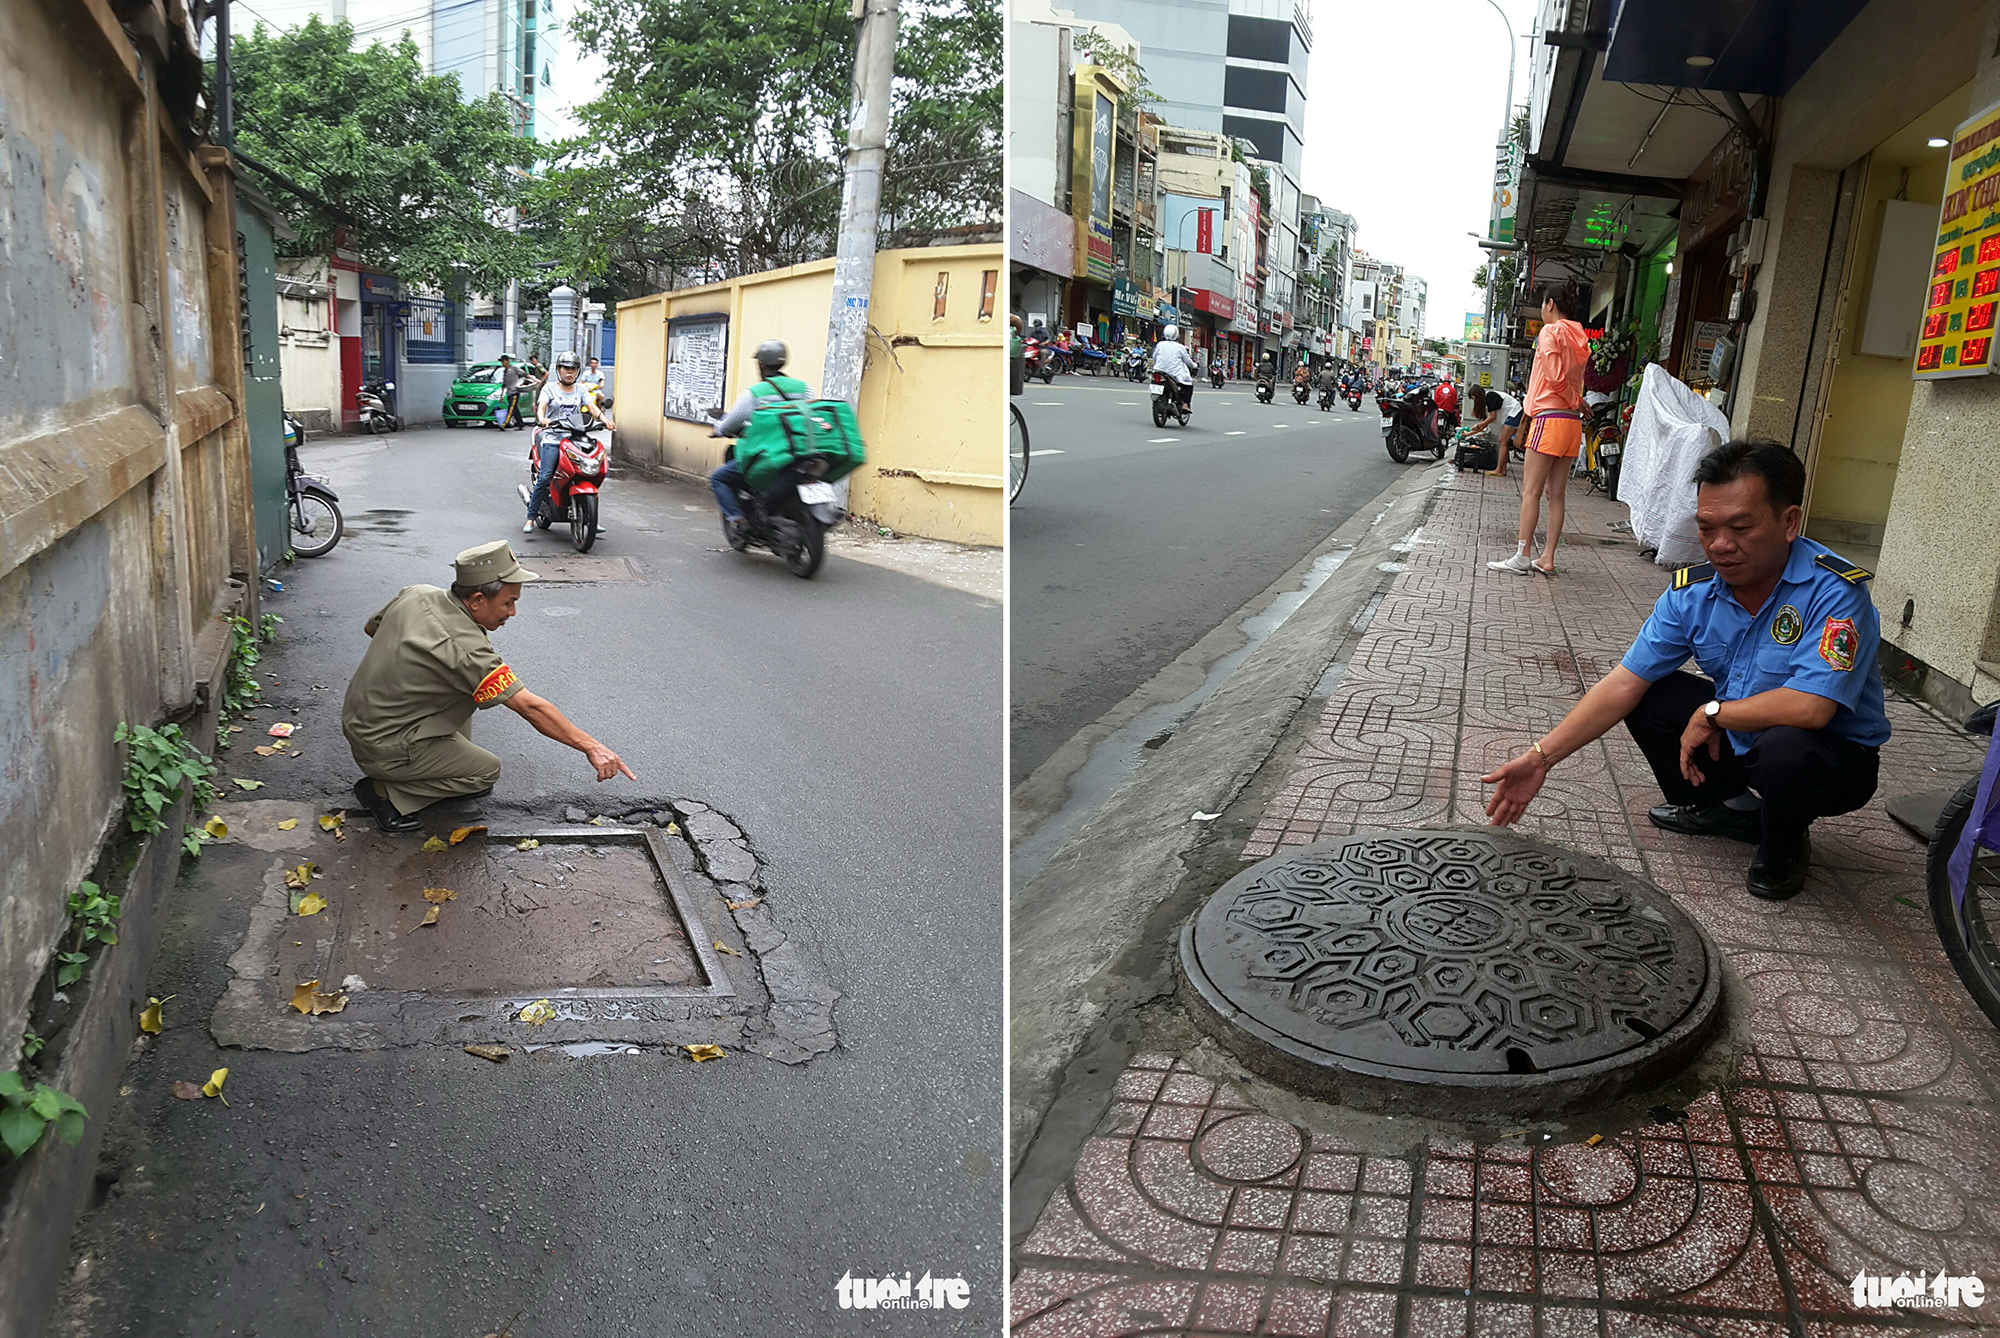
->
<box><xmin>736</xmin><ymin>382</ymin><xmax>867</xmax><ymax>491</ymax></box>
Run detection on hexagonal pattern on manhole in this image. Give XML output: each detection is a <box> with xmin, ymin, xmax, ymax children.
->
<box><xmin>1180</xmin><ymin>830</ymin><xmax>1722</xmax><ymax>1116</ymax></box>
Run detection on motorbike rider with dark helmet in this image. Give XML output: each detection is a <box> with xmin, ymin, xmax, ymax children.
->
<box><xmin>1150</xmin><ymin>322</ymin><xmax>1197</xmax><ymax>413</ymax></box>
<box><xmin>524</xmin><ymin>351</ymin><xmax>615</xmax><ymax>535</ymax></box>
<box><xmin>706</xmin><ymin>339</ymin><xmax>812</xmax><ymax>537</ymax></box>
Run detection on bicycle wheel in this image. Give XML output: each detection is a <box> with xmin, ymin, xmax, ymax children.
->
<box><xmin>1928</xmin><ymin>776</ymin><xmax>2000</xmax><ymax>1028</ymax></box>
<box><xmin>1008</xmin><ymin>403</ymin><xmax>1029</xmax><ymax>504</ymax></box>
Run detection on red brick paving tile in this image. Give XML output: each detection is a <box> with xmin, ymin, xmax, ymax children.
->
<box><xmin>1419</xmin><ymin>1194</ymin><xmax>1473</xmax><ymax>1239</ymax></box>
<box><xmin>1226</xmin><ymin>1188</ymin><xmax>1290</xmax><ymax>1230</ymax></box>
<box><xmin>1471</xmin><ymin>1300</ymin><xmax>1537</xmax><ymax>1337</ymax></box>
<box><xmin>1020</xmin><ymin>1190</ymin><xmax>1133</xmax><ymax>1264</ymax></box>
<box><xmin>1415</xmin><ymin>1240</ymin><xmax>1473</xmax><ymax>1288</ymax></box>
<box><xmin>1011</xmin><ymin>1276</ymin><xmax>1201</xmax><ymax>1337</ymax></box>
<box><xmin>1289</xmin><ymin>1190</ymin><xmax>1351</xmax><ymax>1234</ymax></box>
<box><xmin>1328</xmin><ymin>1289</ymin><xmax>1397</xmax><ymax>1338</ymax></box>
<box><xmin>1344</xmin><ymin>1237</ymin><xmax>1405</xmax><ymax>1284</ymax></box>
<box><xmin>1405</xmin><ymin>1295</ymin><xmax>1470</xmax><ymax>1337</ymax></box>
<box><xmin>1260</xmin><ymin>1286</ymin><xmax>1331</xmax><ymax>1337</ymax></box>
<box><xmin>1133</xmin><ymin>1140</ymin><xmax>1233</xmax><ymax>1227</ymax></box>
<box><xmin>1212</xmin><ymin>1228</ymin><xmax>1281</xmax><ymax>1275</ymax></box>
<box><xmin>1300</xmin><ymin>1152</ymin><xmax>1360</xmax><ymax>1192</ymax></box>
<box><xmin>1535</xmin><ymin>1304</ymin><xmax>1605</xmax><ymax>1338</ymax></box>
<box><xmin>1475</xmin><ymin>1244</ymin><xmax>1536</xmax><ymax>1293</ymax></box>
<box><xmin>1191</xmin><ymin>1280</ymin><xmax>1263</xmax><ymax>1331</ymax></box>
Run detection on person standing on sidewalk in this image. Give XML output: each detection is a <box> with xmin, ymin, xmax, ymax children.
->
<box><xmin>498</xmin><ymin>356</ymin><xmax>521</xmax><ymax>429</ymax></box>
<box><xmin>1483</xmin><ymin>440</ymin><xmax>1889</xmax><ymax>900</ymax></box>
<box><xmin>1490</xmin><ymin>281</ymin><xmax>1590</xmax><ymax>574</ymax></box>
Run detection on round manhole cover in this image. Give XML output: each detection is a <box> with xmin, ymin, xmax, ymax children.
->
<box><xmin>1179</xmin><ymin>830</ymin><xmax>1722</xmax><ymax>1118</ymax></box>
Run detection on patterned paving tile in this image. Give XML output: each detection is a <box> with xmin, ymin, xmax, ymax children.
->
<box><xmin>1021</xmin><ymin>472</ymin><xmax>2000</xmax><ymax>1334</ymax></box>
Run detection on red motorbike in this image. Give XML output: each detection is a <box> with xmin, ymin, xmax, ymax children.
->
<box><xmin>517</xmin><ymin>410</ymin><xmax>608</xmax><ymax>551</ymax></box>
<box><xmin>1023</xmin><ymin>334</ymin><xmax>1057</xmax><ymax>384</ymax></box>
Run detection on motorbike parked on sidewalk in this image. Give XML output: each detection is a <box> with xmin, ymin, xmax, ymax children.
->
<box><xmin>1377</xmin><ymin>380</ymin><xmax>1453</xmax><ymax>463</ymax></box>
<box><xmin>1150</xmin><ymin>370</ymin><xmax>1192</xmax><ymax>429</ymax></box>
<box><xmin>282</xmin><ymin>411</ymin><xmax>343</xmax><ymax>558</ymax></box>
<box><xmin>516</xmin><ymin>408</ymin><xmax>609</xmax><ymax>552</ymax></box>
<box><xmin>356</xmin><ymin>379</ymin><xmax>399</xmax><ymax>434</ymax></box>
<box><xmin>1927</xmin><ymin>701</ymin><xmax>2000</xmax><ymax>1026</ymax></box>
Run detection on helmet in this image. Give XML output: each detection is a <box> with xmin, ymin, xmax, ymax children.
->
<box><xmin>555</xmin><ymin>351</ymin><xmax>581</xmax><ymax>371</ymax></box>
<box><xmin>1161</xmin><ymin>323</ymin><xmax>1179</xmax><ymax>341</ymax></box>
<box><xmin>755</xmin><ymin>339</ymin><xmax>788</xmax><ymax>371</ymax></box>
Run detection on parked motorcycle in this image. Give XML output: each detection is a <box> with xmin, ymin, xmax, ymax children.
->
<box><xmin>356</xmin><ymin>379</ymin><xmax>399</xmax><ymax>434</ymax></box>
<box><xmin>516</xmin><ymin>409</ymin><xmax>609</xmax><ymax>552</ymax></box>
<box><xmin>712</xmin><ymin>440</ymin><xmax>843</xmax><ymax>578</ymax></box>
<box><xmin>1150</xmin><ymin>370</ymin><xmax>1192</xmax><ymax>429</ymax></box>
<box><xmin>283</xmin><ymin>411</ymin><xmax>342</xmax><ymax>558</ymax></box>
<box><xmin>1927</xmin><ymin>701</ymin><xmax>2000</xmax><ymax>1025</ymax></box>
<box><xmin>1377</xmin><ymin>381</ymin><xmax>1453</xmax><ymax>463</ymax></box>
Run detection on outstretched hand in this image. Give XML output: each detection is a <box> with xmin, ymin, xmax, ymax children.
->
<box><xmin>585</xmin><ymin>744</ymin><xmax>637</xmax><ymax>783</ymax></box>
<box><xmin>1482</xmin><ymin>751</ymin><xmax>1548</xmax><ymax>826</ymax></box>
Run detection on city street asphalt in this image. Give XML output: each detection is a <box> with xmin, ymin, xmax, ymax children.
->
<box><xmin>50</xmin><ymin>425</ymin><xmax>1003</xmax><ymax>1336</ymax></box>
<box><xmin>1009</xmin><ymin>374</ymin><xmax>1405</xmax><ymax>787</ymax></box>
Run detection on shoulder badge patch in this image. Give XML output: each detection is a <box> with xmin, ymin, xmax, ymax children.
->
<box><xmin>473</xmin><ymin>665</ymin><xmax>519</xmax><ymax>704</ymax></box>
<box><xmin>1673</xmin><ymin>563</ymin><xmax>1717</xmax><ymax>590</ymax></box>
<box><xmin>1814</xmin><ymin>552</ymin><xmax>1873</xmax><ymax>583</ymax></box>
<box><xmin>1772</xmin><ymin>605</ymin><xmax>1803</xmax><ymax>645</ymax></box>
<box><xmin>1818</xmin><ymin>618</ymin><xmax>1858</xmax><ymax>671</ymax></box>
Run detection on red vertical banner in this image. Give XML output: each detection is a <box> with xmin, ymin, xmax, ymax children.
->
<box><xmin>1196</xmin><ymin>209</ymin><xmax>1213</xmax><ymax>255</ymax></box>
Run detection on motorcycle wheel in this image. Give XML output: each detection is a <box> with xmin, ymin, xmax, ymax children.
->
<box><xmin>289</xmin><ymin>488</ymin><xmax>343</xmax><ymax>558</ymax></box>
<box><xmin>1152</xmin><ymin>397</ymin><xmax>1168</xmax><ymax>429</ymax></box>
<box><xmin>1387</xmin><ymin>424</ymin><xmax>1414</xmax><ymax>464</ymax></box>
<box><xmin>784</xmin><ymin>518</ymin><xmax>827</xmax><ymax>578</ymax></box>
<box><xmin>367</xmin><ymin>414</ymin><xmax>390</xmax><ymax>435</ymax></box>
<box><xmin>1928</xmin><ymin>775</ymin><xmax>2000</xmax><ymax>1028</ymax></box>
<box><xmin>569</xmin><ymin>493</ymin><xmax>598</xmax><ymax>552</ymax></box>
<box><xmin>723</xmin><ymin>511</ymin><xmax>751</xmax><ymax>551</ymax></box>
<box><xmin>1008</xmin><ymin>403</ymin><xmax>1030</xmax><ymax>505</ymax></box>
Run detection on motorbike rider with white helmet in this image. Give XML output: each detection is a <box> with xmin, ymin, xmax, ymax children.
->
<box><xmin>1151</xmin><ymin>322</ymin><xmax>1197</xmax><ymax>414</ymax></box>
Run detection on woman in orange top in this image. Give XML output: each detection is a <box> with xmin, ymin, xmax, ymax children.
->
<box><xmin>1489</xmin><ymin>281</ymin><xmax>1590</xmax><ymax>576</ymax></box>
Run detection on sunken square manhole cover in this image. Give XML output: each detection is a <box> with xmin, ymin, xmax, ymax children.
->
<box><xmin>214</xmin><ymin>824</ymin><xmax>738</xmax><ymax>1052</ymax></box>
<box><xmin>519</xmin><ymin>554</ymin><xmax>645</xmax><ymax>583</ymax></box>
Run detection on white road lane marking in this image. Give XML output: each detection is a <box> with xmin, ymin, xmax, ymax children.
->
<box><xmin>1033</xmin><ymin>402</ymin><xmax>1065</xmax><ymax>406</ymax></box>
<box><xmin>1029</xmin><ymin>449</ymin><xmax>1065</xmax><ymax>456</ymax></box>
<box><xmin>1148</xmin><ymin>437</ymin><xmax>1179</xmax><ymax>443</ymax></box>
<box><xmin>1224</xmin><ymin>430</ymin><xmax>1247</xmax><ymax>436</ymax></box>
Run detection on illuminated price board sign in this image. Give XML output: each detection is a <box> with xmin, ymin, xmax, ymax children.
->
<box><xmin>1918</xmin><ymin>97</ymin><xmax>2000</xmax><ymax>379</ymax></box>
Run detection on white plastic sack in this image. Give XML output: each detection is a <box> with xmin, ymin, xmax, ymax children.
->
<box><xmin>1620</xmin><ymin>364</ymin><xmax>1729</xmax><ymax>567</ymax></box>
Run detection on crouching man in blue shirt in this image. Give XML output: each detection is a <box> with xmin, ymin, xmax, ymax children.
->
<box><xmin>1483</xmin><ymin>439</ymin><xmax>1890</xmax><ymax>900</ymax></box>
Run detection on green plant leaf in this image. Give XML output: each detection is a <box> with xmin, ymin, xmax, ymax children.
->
<box><xmin>52</xmin><ymin>1110</ymin><xmax>85</xmax><ymax>1146</ymax></box>
<box><xmin>28</xmin><ymin>1086</ymin><xmax>62</xmax><ymax>1121</ymax></box>
<box><xmin>0</xmin><ymin>1072</ymin><xmax>28</xmax><ymax>1101</ymax></box>
<box><xmin>0</xmin><ymin>1106</ymin><xmax>44</xmax><ymax>1159</ymax></box>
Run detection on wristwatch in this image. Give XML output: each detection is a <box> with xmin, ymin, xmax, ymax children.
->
<box><xmin>1704</xmin><ymin>700</ymin><xmax>1721</xmax><ymax>723</ymax></box>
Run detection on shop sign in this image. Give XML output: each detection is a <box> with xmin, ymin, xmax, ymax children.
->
<box><xmin>1082</xmin><ymin>218</ymin><xmax>1116</xmax><ymax>282</ymax></box>
<box><xmin>1918</xmin><ymin>95</ymin><xmax>2000</xmax><ymax>379</ymax></box>
<box><xmin>361</xmin><ymin>273</ymin><xmax>397</xmax><ymax>298</ymax></box>
<box><xmin>1181</xmin><ymin>288</ymin><xmax>1235</xmax><ymax>320</ymax></box>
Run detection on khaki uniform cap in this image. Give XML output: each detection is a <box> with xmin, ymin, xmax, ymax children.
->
<box><xmin>453</xmin><ymin>540</ymin><xmax>539</xmax><ymax>587</ymax></box>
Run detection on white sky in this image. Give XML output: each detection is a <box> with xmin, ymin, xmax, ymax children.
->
<box><xmin>1298</xmin><ymin>0</ymin><xmax>1539</xmax><ymax>340</ymax></box>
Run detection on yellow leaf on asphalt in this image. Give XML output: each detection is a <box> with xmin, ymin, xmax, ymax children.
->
<box><xmin>318</xmin><ymin>814</ymin><xmax>344</xmax><ymax>832</ymax></box>
<box><xmin>726</xmin><ymin>898</ymin><xmax>761</xmax><ymax>911</ymax></box>
<box><xmin>421</xmin><ymin>836</ymin><xmax>447</xmax><ymax>852</ymax></box>
<box><xmin>422</xmin><ymin>887</ymin><xmax>457</xmax><ymax>904</ymax></box>
<box><xmin>289</xmin><ymin>980</ymin><xmax>347</xmax><ymax>1015</ymax></box>
<box><xmin>202</xmin><ymin>1068</ymin><xmax>228</xmax><ymax>1098</ymax></box>
<box><xmin>517</xmin><ymin>999</ymin><xmax>555</xmax><ymax>1026</ymax></box>
<box><xmin>683</xmin><ymin>1044</ymin><xmax>726</xmax><ymax>1062</ymax></box>
<box><xmin>713</xmin><ymin>942</ymin><xmax>742</xmax><ymax>957</ymax></box>
<box><xmin>666</xmin><ymin>823</ymin><xmax>680</xmax><ymax>835</ymax></box>
<box><xmin>589</xmin><ymin>817</ymin><xmax>606</xmax><ymax>826</ymax></box>
<box><xmin>417</xmin><ymin>905</ymin><xmax>440</xmax><ymax>927</ymax></box>
<box><xmin>276</xmin><ymin>818</ymin><xmax>299</xmax><ymax>830</ymax></box>
<box><xmin>515</xmin><ymin>839</ymin><xmax>539</xmax><ymax>851</ymax></box>
<box><xmin>139</xmin><ymin>995</ymin><xmax>172</xmax><ymax>1034</ymax></box>
<box><xmin>232</xmin><ymin>778</ymin><xmax>265</xmax><ymax>791</ymax></box>
<box><xmin>283</xmin><ymin>863</ymin><xmax>320</xmax><ymax>891</ymax></box>
<box><xmin>253</xmin><ymin>746</ymin><xmax>279</xmax><ymax>757</ymax></box>
<box><xmin>203</xmin><ymin>816</ymin><xmax>229</xmax><ymax>839</ymax></box>
<box><xmin>296</xmin><ymin>892</ymin><xmax>326</xmax><ymax>916</ymax></box>
<box><xmin>448</xmin><ymin>825</ymin><xmax>487</xmax><ymax>846</ymax></box>
<box><xmin>463</xmin><ymin>1044</ymin><xmax>511</xmax><ymax>1062</ymax></box>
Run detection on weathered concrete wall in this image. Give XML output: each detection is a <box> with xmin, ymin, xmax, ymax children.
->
<box><xmin>0</xmin><ymin>2</ymin><xmax>258</xmax><ymax>1330</ymax></box>
<box><xmin>613</xmin><ymin>244</ymin><xmax>1005</xmax><ymax>546</ymax></box>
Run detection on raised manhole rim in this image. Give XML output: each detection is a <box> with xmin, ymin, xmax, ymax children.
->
<box><xmin>1177</xmin><ymin>827</ymin><xmax>1726</xmax><ymax>1116</ymax></box>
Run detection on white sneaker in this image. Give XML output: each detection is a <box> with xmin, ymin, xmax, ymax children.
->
<box><xmin>522</xmin><ymin>519</ymin><xmax>534</xmax><ymax>533</ymax></box>
<box><xmin>1487</xmin><ymin>551</ymin><xmax>1535</xmax><ymax>573</ymax></box>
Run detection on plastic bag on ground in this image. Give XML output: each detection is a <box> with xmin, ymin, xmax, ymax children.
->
<box><xmin>1620</xmin><ymin>364</ymin><xmax>1729</xmax><ymax>568</ymax></box>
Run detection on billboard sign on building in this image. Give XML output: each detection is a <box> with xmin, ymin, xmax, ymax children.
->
<box><xmin>1465</xmin><ymin>312</ymin><xmax>1486</xmax><ymax>342</ymax></box>
<box><xmin>1918</xmin><ymin>95</ymin><xmax>2000</xmax><ymax>379</ymax></box>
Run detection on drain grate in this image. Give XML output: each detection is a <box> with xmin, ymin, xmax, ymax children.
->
<box><xmin>1180</xmin><ymin>829</ymin><xmax>1722</xmax><ymax>1117</ymax></box>
<box><xmin>522</xmin><ymin>555</ymin><xmax>646</xmax><ymax>583</ymax></box>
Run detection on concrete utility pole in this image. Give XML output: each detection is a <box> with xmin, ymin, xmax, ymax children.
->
<box><xmin>822</xmin><ymin>0</ymin><xmax>899</xmax><ymax>411</ymax></box>
<box><xmin>214</xmin><ymin>0</ymin><xmax>233</xmax><ymax>147</ymax></box>
<box><xmin>1478</xmin><ymin>0</ymin><xmax>1517</xmax><ymax>339</ymax></box>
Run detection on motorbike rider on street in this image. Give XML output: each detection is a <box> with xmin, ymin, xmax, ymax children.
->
<box><xmin>1150</xmin><ymin>322</ymin><xmax>1198</xmax><ymax>413</ymax></box>
<box><xmin>523</xmin><ymin>352</ymin><xmax>615</xmax><ymax>535</ymax></box>
<box><xmin>707</xmin><ymin>340</ymin><xmax>810</xmax><ymax>538</ymax></box>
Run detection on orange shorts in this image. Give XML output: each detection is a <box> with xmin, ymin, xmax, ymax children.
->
<box><xmin>1525</xmin><ymin>412</ymin><xmax>1583</xmax><ymax>459</ymax></box>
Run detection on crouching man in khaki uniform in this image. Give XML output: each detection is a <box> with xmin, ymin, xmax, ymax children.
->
<box><xmin>342</xmin><ymin>540</ymin><xmax>635</xmax><ymax>832</ymax></box>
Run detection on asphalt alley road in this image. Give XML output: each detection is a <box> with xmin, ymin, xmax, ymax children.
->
<box><xmin>1009</xmin><ymin>376</ymin><xmax>1405</xmax><ymax>787</ymax></box>
<box><xmin>52</xmin><ymin>426</ymin><xmax>1003</xmax><ymax>1336</ymax></box>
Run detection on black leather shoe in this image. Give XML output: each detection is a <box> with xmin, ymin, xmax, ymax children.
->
<box><xmin>1747</xmin><ymin>831</ymin><xmax>1811</xmax><ymax>901</ymax></box>
<box><xmin>1647</xmin><ymin>802</ymin><xmax>1762</xmax><ymax>844</ymax></box>
<box><xmin>352</xmin><ymin>778</ymin><xmax>421</xmax><ymax>833</ymax></box>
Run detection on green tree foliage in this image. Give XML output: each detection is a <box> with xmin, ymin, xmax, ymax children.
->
<box><xmin>226</xmin><ymin>17</ymin><xmax>536</xmax><ymax>291</ymax></box>
<box><xmin>536</xmin><ymin>0</ymin><xmax>1000</xmax><ymax>296</ymax></box>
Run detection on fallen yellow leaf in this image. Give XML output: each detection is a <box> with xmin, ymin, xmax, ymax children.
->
<box><xmin>232</xmin><ymin>778</ymin><xmax>265</xmax><ymax>791</ymax></box>
<box><xmin>588</xmin><ymin>817</ymin><xmax>606</xmax><ymax>826</ymax></box>
<box><xmin>288</xmin><ymin>980</ymin><xmax>347</xmax><ymax>1015</ymax></box>
<box><xmin>138</xmin><ymin>994</ymin><xmax>174</xmax><ymax>1034</ymax></box>
<box><xmin>515</xmin><ymin>838</ymin><xmax>540</xmax><ymax>851</ymax></box>
<box><xmin>296</xmin><ymin>892</ymin><xmax>326</xmax><ymax>916</ymax></box>
<box><xmin>666</xmin><ymin>823</ymin><xmax>680</xmax><ymax>836</ymax></box>
<box><xmin>683</xmin><ymin>1044</ymin><xmax>726</xmax><ymax>1062</ymax></box>
<box><xmin>203</xmin><ymin>816</ymin><xmax>229</xmax><ymax>839</ymax></box>
<box><xmin>422</xmin><ymin>887</ymin><xmax>457</xmax><ymax>903</ymax></box>
<box><xmin>517</xmin><ymin>999</ymin><xmax>555</xmax><ymax>1026</ymax></box>
<box><xmin>253</xmin><ymin>745</ymin><xmax>279</xmax><ymax>757</ymax></box>
<box><xmin>713</xmin><ymin>942</ymin><xmax>742</xmax><ymax>957</ymax></box>
<box><xmin>421</xmin><ymin>836</ymin><xmax>447</xmax><ymax>852</ymax></box>
<box><xmin>448</xmin><ymin>825</ymin><xmax>487</xmax><ymax>846</ymax></box>
<box><xmin>283</xmin><ymin>862</ymin><xmax>320</xmax><ymax>890</ymax></box>
<box><xmin>318</xmin><ymin>814</ymin><xmax>343</xmax><ymax>832</ymax></box>
<box><xmin>202</xmin><ymin>1068</ymin><xmax>228</xmax><ymax>1098</ymax></box>
<box><xmin>276</xmin><ymin>818</ymin><xmax>299</xmax><ymax>831</ymax></box>
<box><xmin>726</xmin><ymin>898</ymin><xmax>761</xmax><ymax>911</ymax></box>
<box><xmin>463</xmin><ymin>1044</ymin><xmax>511</xmax><ymax>1062</ymax></box>
<box><xmin>417</xmin><ymin>905</ymin><xmax>440</xmax><ymax>927</ymax></box>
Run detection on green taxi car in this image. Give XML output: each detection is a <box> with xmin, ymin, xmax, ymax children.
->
<box><xmin>442</xmin><ymin>363</ymin><xmax>510</xmax><ymax>427</ymax></box>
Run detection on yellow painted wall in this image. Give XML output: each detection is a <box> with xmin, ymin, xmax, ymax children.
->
<box><xmin>611</xmin><ymin>244</ymin><xmax>1004</xmax><ymax>546</ymax></box>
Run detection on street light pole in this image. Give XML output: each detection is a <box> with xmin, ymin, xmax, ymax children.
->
<box><xmin>1478</xmin><ymin>0</ymin><xmax>1517</xmax><ymax>341</ymax></box>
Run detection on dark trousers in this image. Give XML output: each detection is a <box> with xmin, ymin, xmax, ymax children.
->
<box><xmin>1623</xmin><ymin>671</ymin><xmax>1879</xmax><ymax>862</ymax></box>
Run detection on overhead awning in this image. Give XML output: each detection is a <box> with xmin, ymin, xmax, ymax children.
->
<box><xmin>1602</xmin><ymin>0</ymin><xmax>1869</xmax><ymax>96</ymax></box>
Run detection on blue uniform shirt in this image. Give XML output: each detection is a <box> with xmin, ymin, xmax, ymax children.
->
<box><xmin>1621</xmin><ymin>537</ymin><xmax>1890</xmax><ymax>754</ymax></box>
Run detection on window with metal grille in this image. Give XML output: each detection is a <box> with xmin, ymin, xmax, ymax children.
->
<box><xmin>237</xmin><ymin>231</ymin><xmax>253</xmax><ymax>372</ymax></box>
